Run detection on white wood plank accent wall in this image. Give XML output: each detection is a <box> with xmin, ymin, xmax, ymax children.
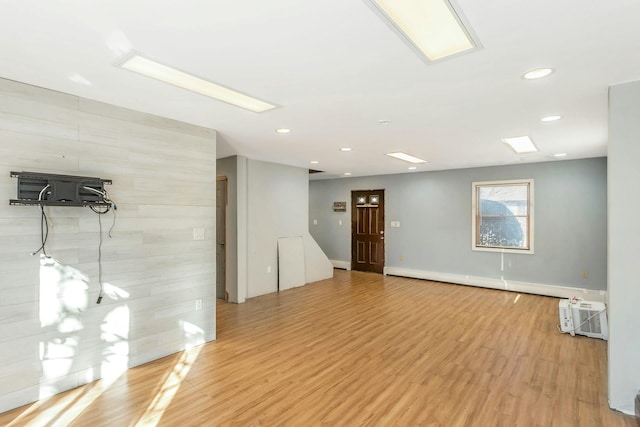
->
<box><xmin>0</xmin><ymin>78</ymin><xmax>217</xmax><ymax>413</ymax></box>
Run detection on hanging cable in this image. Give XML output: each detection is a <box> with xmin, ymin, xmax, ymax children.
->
<box><xmin>108</xmin><ymin>202</ymin><xmax>117</xmax><ymax>238</ymax></box>
<box><xmin>83</xmin><ymin>185</ymin><xmax>117</xmax><ymax>304</ymax></box>
<box><xmin>90</xmin><ymin>204</ymin><xmax>111</xmax><ymax>214</ymax></box>
<box><xmin>96</xmin><ymin>212</ymin><xmax>104</xmax><ymax>304</ymax></box>
<box><xmin>84</xmin><ymin>186</ymin><xmax>113</xmax><ymax>215</ymax></box>
<box><xmin>103</xmin><ymin>188</ymin><xmax>117</xmax><ymax>237</ymax></box>
<box><xmin>31</xmin><ymin>185</ymin><xmax>51</xmax><ymax>257</ymax></box>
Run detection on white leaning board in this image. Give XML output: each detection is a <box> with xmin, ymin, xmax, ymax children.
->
<box><xmin>278</xmin><ymin>236</ymin><xmax>306</xmax><ymax>291</ymax></box>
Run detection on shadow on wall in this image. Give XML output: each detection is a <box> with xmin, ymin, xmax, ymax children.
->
<box><xmin>3</xmin><ymin>256</ymin><xmax>206</xmax><ymax>426</ymax></box>
<box><xmin>38</xmin><ymin>255</ymin><xmax>131</xmax><ymax>400</ymax></box>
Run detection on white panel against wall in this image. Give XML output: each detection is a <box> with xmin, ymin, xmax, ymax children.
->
<box><xmin>0</xmin><ymin>77</ymin><xmax>216</xmax><ymax>413</ymax></box>
<box><xmin>302</xmin><ymin>234</ymin><xmax>333</xmax><ymax>283</ymax></box>
<box><xmin>277</xmin><ymin>237</ymin><xmax>306</xmax><ymax>291</ymax></box>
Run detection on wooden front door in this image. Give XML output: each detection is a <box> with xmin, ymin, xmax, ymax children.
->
<box><xmin>351</xmin><ymin>190</ymin><xmax>385</xmax><ymax>274</ymax></box>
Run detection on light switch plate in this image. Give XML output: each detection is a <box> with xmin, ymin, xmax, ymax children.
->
<box><xmin>391</xmin><ymin>221</ymin><xmax>400</xmax><ymax>228</ymax></box>
<box><xmin>193</xmin><ymin>228</ymin><xmax>205</xmax><ymax>240</ymax></box>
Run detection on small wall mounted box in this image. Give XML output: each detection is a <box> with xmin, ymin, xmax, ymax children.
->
<box><xmin>332</xmin><ymin>201</ymin><xmax>346</xmax><ymax>212</ymax></box>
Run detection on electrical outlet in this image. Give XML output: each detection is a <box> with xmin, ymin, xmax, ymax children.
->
<box><xmin>313</xmin><ymin>219</ymin><xmax>318</xmax><ymax>225</ymax></box>
<box><xmin>195</xmin><ymin>299</ymin><xmax>203</xmax><ymax>311</ymax></box>
<box><xmin>399</xmin><ymin>255</ymin><xmax>404</xmax><ymax>261</ymax></box>
<box><xmin>338</xmin><ymin>220</ymin><xmax>342</xmax><ymax>226</ymax></box>
<box><xmin>390</xmin><ymin>221</ymin><xmax>400</xmax><ymax>228</ymax></box>
<box><xmin>267</xmin><ymin>265</ymin><xmax>272</xmax><ymax>273</ymax></box>
<box><xmin>582</xmin><ymin>270</ymin><xmax>589</xmax><ymax>279</ymax></box>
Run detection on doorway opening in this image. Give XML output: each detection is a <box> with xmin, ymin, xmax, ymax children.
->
<box><xmin>216</xmin><ymin>177</ymin><xmax>227</xmax><ymax>300</ymax></box>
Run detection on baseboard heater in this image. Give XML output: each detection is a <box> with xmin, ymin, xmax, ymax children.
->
<box><xmin>559</xmin><ymin>299</ymin><xmax>608</xmax><ymax>340</ymax></box>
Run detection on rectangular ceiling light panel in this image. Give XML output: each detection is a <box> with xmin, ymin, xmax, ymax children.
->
<box><xmin>386</xmin><ymin>152</ymin><xmax>428</xmax><ymax>163</ymax></box>
<box><xmin>367</xmin><ymin>0</ymin><xmax>479</xmax><ymax>61</ymax></box>
<box><xmin>120</xmin><ymin>55</ymin><xmax>275</xmax><ymax>113</ymax></box>
<box><xmin>502</xmin><ymin>136</ymin><xmax>538</xmax><ymax>154</ymax></box>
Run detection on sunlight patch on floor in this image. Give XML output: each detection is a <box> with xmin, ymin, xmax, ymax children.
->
<box><xmin>135</xmin><ymin>344</ymin><xmax>203</xmax><ymax>426</ymax></box>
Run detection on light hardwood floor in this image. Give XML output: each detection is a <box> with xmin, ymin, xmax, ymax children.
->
<box><xmin>1</xmin><ymin>270</ymin><xmax>637</xmax><ymax>426</ymax></box>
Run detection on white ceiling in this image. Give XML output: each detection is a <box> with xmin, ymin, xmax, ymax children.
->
<box><xmin>2</xmin><ymin>1</ymin><xmax>640</xmax><ymax>179</ymax></box>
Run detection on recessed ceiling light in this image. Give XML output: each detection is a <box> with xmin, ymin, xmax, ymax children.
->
<box><xmin>310</xmin><ymin>160</ymin><xmax>319</xmax><ymax>164</ymax></box>
<box><xmin>366</xmin><ymin>0</ymin><xmax>481</xmax><ymax>62</ymax></box>
<box><xmin>344</xmin><ymin>172</ymin><xmax>352</xmax><ymax>176</ymax></box>
<box><xmin>118</xmin><ymin>53</ymin><xmax>276</xmax><ymax>113</ymax></box>
<box><xmin>502</xmin><ymin>136</ymin><xmax>538</xmax><ymax>154</ymax></box>
<box><xmin>275</xmin><ymin>128</ymin><xmax>291</xmax><ymax>134</ymax></box>
<box><xmin>541</xmin><ymin>115</ymin><xmax>562</xmax><ymax>122</ymax></box>
<box><xmin>523</xmin><ymin>68</ymin><xmax>554</xmax><ymax>80</ymax></box>
<box><xmin>554</xmin><ymin>153</ymin><xmax>567</xmax><ymax>158</ymax></box>
<box><xmin>408</xmin><ymin>166</ymin><xmax>417</xmax><ymax>170</ymax></box>
<box><xmin>386</xmin><ymin>152</ymin><xmax>427</xmax><ymax>164</ymax></box>
<box><xmin>340</xmin><ymin>147</ymin><xmax>352</xmax><ymax>152</ymax></box>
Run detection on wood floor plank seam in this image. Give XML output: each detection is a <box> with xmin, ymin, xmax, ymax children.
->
<box><xmin>0</xmin><ymin>270</ymin><xmax>636</xmax><ymax>426</ymax></box>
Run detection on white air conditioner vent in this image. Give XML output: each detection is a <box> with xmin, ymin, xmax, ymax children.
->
<box><xmin>559</xmin><ymin>299</ymin><xmax>608</xmax><ymax>340</ymax></box>
<box><xmin>579</xmin><ymin>308</ymin><xmax>602</xmax><ymax>334</ymax></box>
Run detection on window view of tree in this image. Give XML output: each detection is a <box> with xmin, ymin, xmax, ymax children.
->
<box><xmin>478</xmin><ymin>199</ymin><xmax>524</xmax><ymax>247</ymax></box>
<box><xmin>473</xmin><ymin>181</ymin><xmax>532</xmax><ymax>253</ymax></box>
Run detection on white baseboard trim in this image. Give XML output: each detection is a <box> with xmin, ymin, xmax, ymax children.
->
<box><xmin>383</xmin><ymin>266</ymin><xmax>607</xmax><ymax>302</ymax></box>
<box><xmin>330</xmin><ymin>260</ymin><xmax>351</xmax><ymax>270</ymax></box>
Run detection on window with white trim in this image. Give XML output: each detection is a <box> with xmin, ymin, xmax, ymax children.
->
<box><xmin>472</xmin><ymin>179</ymin><xmax>534</xmax><ymax>254</ymax></box>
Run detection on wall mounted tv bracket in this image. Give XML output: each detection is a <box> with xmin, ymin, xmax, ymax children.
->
<box><xmin>9</xmin><ymin>171</ymin><xmax>112</xmax><ymax>207</ymax></box>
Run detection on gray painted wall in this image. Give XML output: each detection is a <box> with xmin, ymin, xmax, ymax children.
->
<box><xmin>217</xmin><ymin>157</ymin><xmax>332</xmax><ymax>302</ymax></box>
<box><xmin>608</xmin><ymin>81</ymin><xmax>640</xmax><ymax>414</ymax></box>
<box><xmin>310</xmin><ymin>158</ymin><xmax>607</xmax><ymax>290</ymax></box>
<box><xmin>0</xmin><ymin>78</ymin><xmax>217</xmax><ymax>412</ymax></box>
<box><xmin>247</xmin><ymin>159</ymin><xmax>332</xmax><ymax>298</ymax></box>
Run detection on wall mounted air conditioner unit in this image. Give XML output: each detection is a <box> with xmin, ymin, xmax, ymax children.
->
<box><xmin>559</xmin><ymin>299</ymin><xmax>608</xmax><ymax>340</ymax></box>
